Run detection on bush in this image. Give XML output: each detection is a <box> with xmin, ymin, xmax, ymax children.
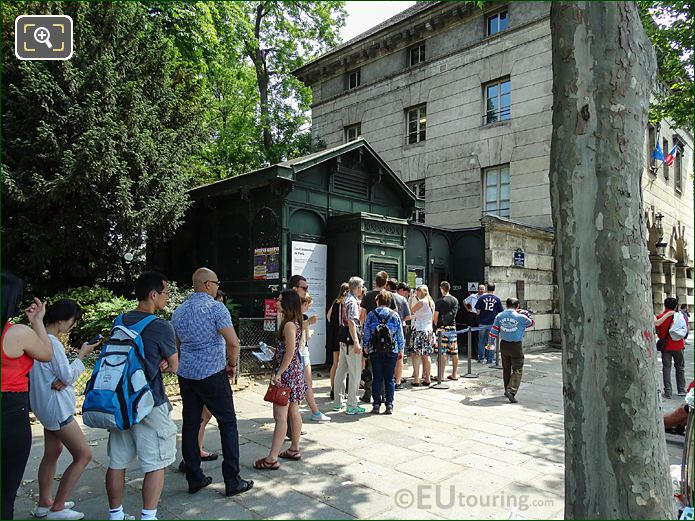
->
<box><xmin>20</xmin><ymin>283</ymin><xmax>242</xmax><ymax>348</ymax></box>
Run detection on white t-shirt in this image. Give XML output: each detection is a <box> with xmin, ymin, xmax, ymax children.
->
<box><xmin>29</xmin><ymin>335</ymin><xmax>85</xmax><ymax>431</ymax></box>
<box><xmin>413</xmin><ymin>300</ymin><xmax>434</xmax><ymax>332</ymax></box>
<box><xmin>464</xmin><ymin>293</ymin><xmax>480</xmax><ymax>310</ymax></box>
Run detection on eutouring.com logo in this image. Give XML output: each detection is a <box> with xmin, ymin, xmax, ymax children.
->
<box><xmin>394</xmin><ymin>485</ymin><xmax>555</xmax><ymax>512</ymax></box>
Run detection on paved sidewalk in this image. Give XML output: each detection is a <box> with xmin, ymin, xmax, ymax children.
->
<box><xmin>14</xmin><ymin>345</ymin><xmax>691</xmax><ymax>520</ymax></box>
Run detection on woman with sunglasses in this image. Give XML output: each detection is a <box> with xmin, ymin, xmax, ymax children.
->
<box><xmin>254</xmin><ymin>290</ymin><xmax>307</xmax><ymax>469</ymax></box>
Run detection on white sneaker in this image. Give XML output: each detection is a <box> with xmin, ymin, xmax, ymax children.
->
<box><xmin>108</xmin><ymin>514</ymin><xmax>135</xmax><ymax>521</ymax></box>
<box><xmin>311</xmin><ymin>411</ymin><xmax>331</xmax><ymax>422</ymax></box>
<box><xmin>32</xmin><ymin>502</ymin><xmax>75</xmax><ymax>518</ymax></box>
<box><xmin>45</xmin><ymin>508</ymin><xmax>85</xmax><ymax>520</ymax></box>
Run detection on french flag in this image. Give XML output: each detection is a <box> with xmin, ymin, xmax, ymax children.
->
<box><xmin>664</xmin><ymin>144</ymin><xmax>680</xmax><ymax>166</ymax></box>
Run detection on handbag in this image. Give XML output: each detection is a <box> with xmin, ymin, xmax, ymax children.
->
<box><xmin>337</xmin><ymin>324</ymin><xmax>353</xmax><ymax>345</ymax></box>
<box><xmin>263</xmin><ymin>382</ymin><xmax>290</xmax><ymax>406</ymax></box>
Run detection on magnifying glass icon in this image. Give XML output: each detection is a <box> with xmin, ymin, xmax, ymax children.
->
<box><xmin>33</xmin><ymin>26</ymin><xmax>52</xmax><ymax>49</ymax></box>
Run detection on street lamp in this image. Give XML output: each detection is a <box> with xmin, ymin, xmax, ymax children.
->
<box><xmin>654</xmin><ymin>212</ymin><xmax>667</xmax><ymax>257</ymax></box>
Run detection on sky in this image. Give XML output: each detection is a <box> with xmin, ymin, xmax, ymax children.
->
<box><xmin>340</xmin><ymin>1</ymin><xmax>416</xmax><ymax>43</ymax></box>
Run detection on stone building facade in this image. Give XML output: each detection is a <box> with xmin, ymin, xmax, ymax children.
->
<box><xmin>293</xmin><ymin>1</ymin><xmax>694</xmax><ymax>340</ymax></box>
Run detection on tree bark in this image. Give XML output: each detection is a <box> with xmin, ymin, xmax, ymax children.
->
<box><xmin>549</xmin><ymin>2</ymin><xmax>673</xmax><ymax>519</ymax></box>
<box><xmin>249</xmin><ymin>2</ymin><xmax>274</xmax><ymax>162</ymax></box>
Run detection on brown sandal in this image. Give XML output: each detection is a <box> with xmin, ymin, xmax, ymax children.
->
<box><xmin>253</xmin><ymin>457</ymin><xmax>280</xmax><ymax>470</ymax></box>
<box><xmin>278</xmin><ymin>449</ymin><xmax>301</xmax><ymax>461</ymax></box>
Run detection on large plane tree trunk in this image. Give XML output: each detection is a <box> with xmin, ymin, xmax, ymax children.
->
<box><xmin>549</xmin><ymin>2</ymin><xmax>673</xmax><ymax>518</ymax></box>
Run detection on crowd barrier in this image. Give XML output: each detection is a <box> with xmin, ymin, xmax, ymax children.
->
<box><xmin>431</xmin><ymin>325</ymin><xmax>500</xmax><ymax>390</ymax></box>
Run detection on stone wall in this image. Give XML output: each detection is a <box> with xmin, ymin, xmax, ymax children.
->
<box><xmin>309</xmin><ymin>2</ymin><xmax>554</xmax><ymax>230</ymax></box>
<box><xmin>481</xmin><ymin>215</ymin><xmax>558</xmax><ymax>346</ymax></box>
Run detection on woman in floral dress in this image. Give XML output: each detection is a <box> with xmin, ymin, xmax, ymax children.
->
<box><xmin>254</xmin><ymin>290</ymin><xmax>307</xmax><ymax>470</ymax></box>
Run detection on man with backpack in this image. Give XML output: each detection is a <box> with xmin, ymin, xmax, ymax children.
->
<box><xmin>359</xmin><ymin>271</ymin><xmax>397</xmax><ymax>403</ymax></box>
<box><xmin>361</xmin><ymin>290</ymin><xmax>405</xmax><ymax>415</ymax></box>
<box><xmin>655</xmin><ymin>297</ymin><xmax>687</xmax><ymax>399</ymax></box>
<box><xmin>172</xmin><ymin>268</ymin><xmax>253</xmax><ymax>498</ymax></box>
<box><xmin>102</xmin><ymin>272</ymin><xmax>179</xmax><ymax>521</ymax></box>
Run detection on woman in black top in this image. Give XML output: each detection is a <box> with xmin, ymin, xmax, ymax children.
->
<box><xmin>326</xmin><ymin>283</ymin><xmax>349</xmax><ymax>400</ymax></box>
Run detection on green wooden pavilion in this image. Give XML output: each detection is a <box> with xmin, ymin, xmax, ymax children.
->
<box><xmin>152</xmin><ymin>139</ymin><xmax>484</xmax><ymax>321</ymax></box>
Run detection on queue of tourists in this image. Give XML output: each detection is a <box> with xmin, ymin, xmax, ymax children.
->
<box><xmin>0</xmin><ymin>268</ymin><xmax>537</xmax><ymax>520</ymax></box>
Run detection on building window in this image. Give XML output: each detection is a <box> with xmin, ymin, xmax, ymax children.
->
<box><xmin>674</xmin><ymin>138</ymin><xmax>682</xmax><ymax>193</ymax></box>
<box><xmin>484</xmin><ymin>165</ymin><xmax>510</xmax><ymax>218</ymax></box>
<box><xmin>406</xmin><ymin>105</ymin><xmax>427</xmax><ymax>144</ymax></box>
<box><xmin>408</xmin><ymin>180</ymin><xmax>426</xmax><ymax>223</ymax></box>
<box><xmin>409</xmin><ymin>42</ymin><xmax>426</xmax><ymax>66</ymax></box>
<box><xmin>484</xmin><ymin>79</ymin><xmax>511</xmax><ymax>124</ymax></box>
<box><xmin>487</xmin><ymin>9</ymin><xmax>508</xmax><ymax>36</ymax></box>
<box><xmin>648</xmin><ymin>125</ymin><xmax>657</xmax><ymax>171</ymax></box>
<box><xmin>345</xmin><ymin>124</ymin><xmax>361</xmax><ymax>143</ymax></box>
<box><xmin>346</xmin><ymin>69</ymin><xmax>361</xmax><ymax>90</ymax></box>
<box><xmin>663</xmin><ymin>138</ymin><xmax>669</xmax><ymax>180</ymax></box>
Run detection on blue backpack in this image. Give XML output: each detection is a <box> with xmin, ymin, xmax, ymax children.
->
<box><xmin>82</xmin><ymin>314</ymin><xmax>157</xmax><ymax>430</ymax></box>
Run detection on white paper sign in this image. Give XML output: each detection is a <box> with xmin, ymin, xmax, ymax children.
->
<box><xmin>291</xmin><ymin>241</ymin><xmax>327</xmax><ymax>365</ymax></box>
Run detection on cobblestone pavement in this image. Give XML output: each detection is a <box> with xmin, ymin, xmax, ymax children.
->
<box><xmin>14</xmin><ymin>343</ymin><xmax>692</xmax><ymax>520</ymax></box>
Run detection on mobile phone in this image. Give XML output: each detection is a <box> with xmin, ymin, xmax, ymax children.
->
<box><xmin>87</xmin><ymin>334</ymin><xmax>103</xmax><ymax>344</ymax></box>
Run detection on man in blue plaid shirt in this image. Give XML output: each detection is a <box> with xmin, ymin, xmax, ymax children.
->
<box><xmin>362</xmin><ymin>290</ymin><xmax>405</xmax><ymax>415</ymax></box>
<box><xmin>172</xmin><ymin>268</ymin><xmax>253</xmax><ymax>498</ymax></box>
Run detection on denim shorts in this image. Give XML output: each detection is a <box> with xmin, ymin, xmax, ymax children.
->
<box><xmin>46</xmin><ymin>415</ymin><xmax>74</xmax><ymax>432</ymax></box>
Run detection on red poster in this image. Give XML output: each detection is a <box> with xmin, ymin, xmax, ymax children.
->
<box><xmin>264</xmin><ymin>299</ymin><xmax>278</xmax><ymax>320</ymax></box>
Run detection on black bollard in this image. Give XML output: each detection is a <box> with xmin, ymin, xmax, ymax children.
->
<box><xmin>463</xmin><ymin>326</ymin><xmax>478</xmax><ymax>379</ymax></box>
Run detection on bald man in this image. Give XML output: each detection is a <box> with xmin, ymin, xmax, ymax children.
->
<box><xmin>172</xmin><ymin>268</ymin><xmax>253</xmax><ymax>497</ymax></box>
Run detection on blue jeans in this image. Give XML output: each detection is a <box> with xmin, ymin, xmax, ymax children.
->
<box><xmin>371</xmin><ymin>353</ymin><xmax>399</xmax><ymax>406</ymax></box>
<box><xmin>478</xmin><ymin>328</ymin><xmax>494</xmax><ymax>363</ymax></box>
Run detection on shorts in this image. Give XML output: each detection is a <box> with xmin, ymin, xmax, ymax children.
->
<box><xmin>107</xmin><ymin>403</ymin><xmax>177</xmax><ymax>473</ymax></box>
<box><xmin>46</xmin><ymin>415</ymin><xmax>74</xmax><ymax>432</ymax></box>
<box><xmin>409</xmin><ymin>330</ymin><xmax>434</xmax><ymax>355</ymax></box>
<box><xmin>438</xmin><ymin>326</ymin><xmax>458</xmax><ymax>355</ymax></box>
<box><xmin>299</xmin><ymin>344</ymin><xmax>311</xmax><ymax>369</ymax></box>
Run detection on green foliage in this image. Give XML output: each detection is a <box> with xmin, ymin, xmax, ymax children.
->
<box><xmin>1</xmin><ymin>2</ymin><xmax>210</xmax><ymax>293</ymax></box>
<box><xmin>80</xmin><ymin>296</ymin><xmax>138</xmax><ymax>341</ymax></box>
<box><xmin>160</xmin><ymin>281</ymin><xmax>192</xmax><ymax>320</ymax></box>
<box><xmin>228</xmin><ymin>1</ymin><xmax>346</xmax><ymax>169</ymax></box>
<box><xmin>46</xmin><ymin>286</ymin><xmax>117</xmax><ymax>310</ymax></box>
<box><xmin>638</xmin><ymin>0</ymin><xmax>694</xmax><ymax>129</ymax></box>
<box><xmin>1</xmin><ymin>1</ymin><xmax>345</xmax><ymax>293</ymax></box>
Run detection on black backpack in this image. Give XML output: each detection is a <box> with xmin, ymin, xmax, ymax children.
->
<box><xmin>373</xmin><ymin>315</ymin><xmax>394</xmax><ymax>354</ymax></box>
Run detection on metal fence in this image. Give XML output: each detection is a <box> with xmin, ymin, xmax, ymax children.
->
<box><xmin>237</xmin><ymin>317</ymin><xmax>277</xmax><ymax>375</ymax></box>
<box><xmin>71</xmin><ymin>317</ymin><xmax>275</xmax><ymax>405</ymax></box>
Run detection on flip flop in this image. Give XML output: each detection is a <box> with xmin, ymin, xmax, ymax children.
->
<box><xmin>447</xmin><ymin>375</ymin><xmax>458</xmax><ymax>381</ymax></box>
<box><xmin>411</xmin><ymin>382</ymin><xmax>421</xmax><ymax>387</ymax></box>
<box><xmin>279</xmin><ymin>449</ymin><xmax>301</xmax><ymax>461</ymax></box>
<box><xmin>253</xmin><ymin>457</ymin><xmax>280</xmax><ymax>470</ymax></box>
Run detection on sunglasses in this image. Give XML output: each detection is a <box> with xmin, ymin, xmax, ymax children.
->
<box><xmin>205</xmin><ymin>280</ymin><xmax>221</xmax><ymax>286</ymax></box>
<box><xmin>298</xmin><ymin>284</ymin><xmax>309</xmax><ymax>290</ymax></box>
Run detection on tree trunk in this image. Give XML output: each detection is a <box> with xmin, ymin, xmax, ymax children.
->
<box><xmin>549</xmin><ymin>2</ymin><xmax>673</xmax><ymax>519</ymax></box>
<box><xmin>251</xmin><ymin>2</ymin><xmax>274</xmax><ymax>162</ymax></box>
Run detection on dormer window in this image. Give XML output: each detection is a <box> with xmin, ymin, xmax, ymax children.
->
<box><xmin>409</xmin><ymin>42</ymin><xmax>426</xmax><ymax>66</ymax></box>
<box><xmin>346</xmin><ymin>69</ymin><xmax>361</xmax><ymax>90</ymax></box>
